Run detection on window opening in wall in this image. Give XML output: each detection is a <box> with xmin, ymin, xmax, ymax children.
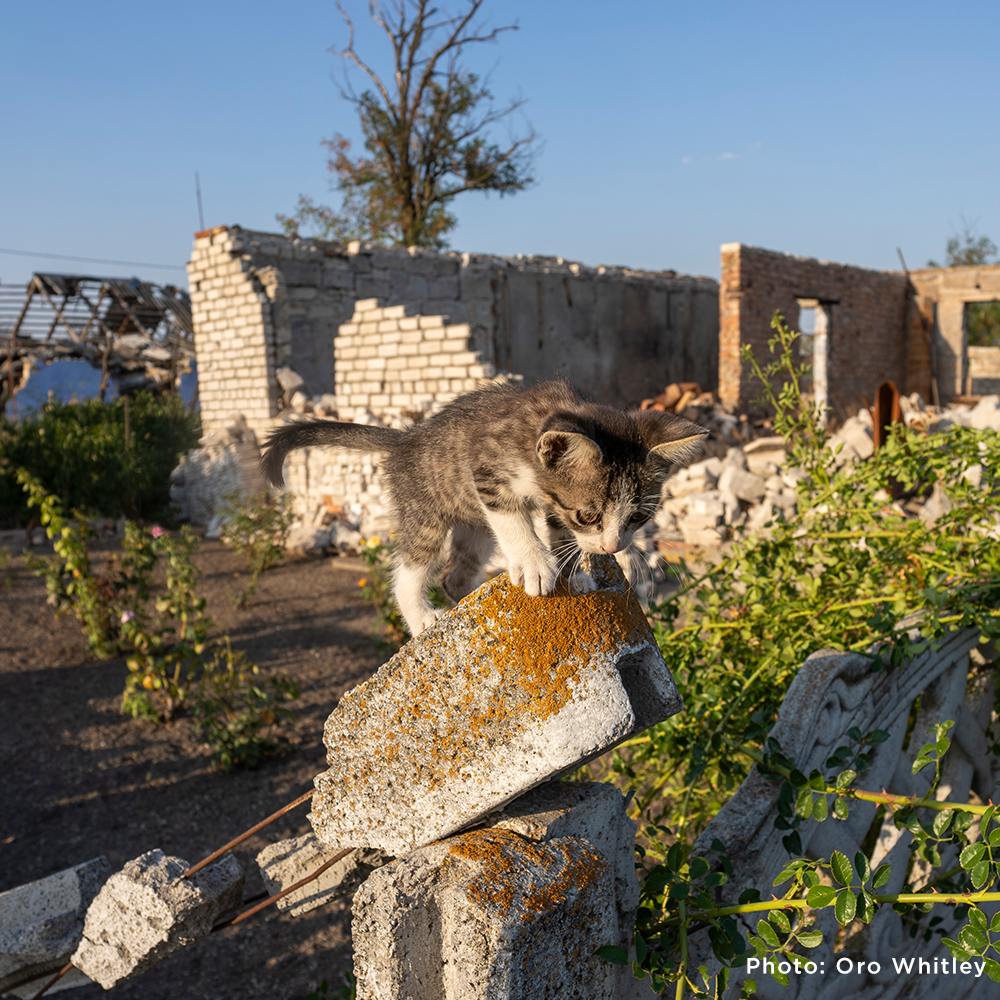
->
<box><xmin>966</xmin><ymin>300</ymin><xmax>1000</xmax><ymax>396</ymax></box>
<box><xmin>967</xmin><ymin>301</ymin><xmax>1000</xmax><ymax>347</ymax></box>
<box><xmin>797</xmin><ymin>305</ymin><xmax>816</xmax><ymax>357</ymax></box>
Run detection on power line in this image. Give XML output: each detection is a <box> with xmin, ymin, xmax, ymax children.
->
<box><xmin>0</xmin><ymin>247</ymin><xmax>186</xmax><ymax>271</ymax></box>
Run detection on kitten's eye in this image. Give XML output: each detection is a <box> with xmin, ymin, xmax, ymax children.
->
<box><xmin>628</xmin><ymin>511</ymin><xmax>649</xmax><ymax>526</ymax></box>
<box><xmin>577</xmin><ymin>510</ymin><xmax>601</xmax><ymax>526</ymax></box>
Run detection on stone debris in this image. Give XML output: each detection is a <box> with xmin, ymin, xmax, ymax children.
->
<box><xmin>0</xmin><ymin>857</ymin><xmax>110</xmax><ymax>997</ymax></box>
<box><xmin>256</xmin><ymin>836</ymin><xmax>387</xmax><ymax>917</ymax></box>
<box><xmin>309</xmin><ymin>555</ymin><xmax>682</xmax><ymax>857</ymax></box>
<box><xmin>71</xmin><ymin>850</ymin><xmax>243</xmax><ymax>990</ymax></box>
<box><xmin>352</xmin><ymin>781</ymin><xmax>646</xmax><ymax>1000</ymax></box>
<box><xmin>655</xmin><ymin>392</ymin><xmax>1000</xmax><ymax>560</ymax></box>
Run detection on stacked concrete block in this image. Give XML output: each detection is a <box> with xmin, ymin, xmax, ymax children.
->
<box><xmin>0</xmin><ymin>857</ymin><xmax>110</xmax><ymax>997</ymax></box>
<box><xmin>333</xmin><ymin>298</ymin><xmax>496</xmax><ymax>421</ymax></box>
<box><xmin>354</xmin><ymin>828</ymin><xmax>615</xmax><ymax>999</ymax></box>
<box><xmin>308</xmin><ymin>554</ymin><xmax>683</xmax><ymax>857</ymax></box>
<box><xmin>256</xmin><ymin>835</ymin><xmax>387</xmax><ymax>917</ymax></box>
<box><xmin>71</xmin><ymin>850</ymin><xmax>243</xmax><ymax>990</ymax></box>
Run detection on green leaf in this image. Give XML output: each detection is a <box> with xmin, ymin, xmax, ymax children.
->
<box><xmin>769</xmin><ymin>910</ymin><xmax>791</xmax><ymax>934</ymax></box>
<box><xmin>634</xmin><ymin>932</ymin><xmax>648</xmax><ymax>964</ymax></box>
<box><xmin>812</xmin><ymin>796</ymin><xmax>828</xmax><ymax>822</ymax></box>
<box><xmin>936</xmin><ymin>736</ymin><xmax>951</xmax><ymax>756</ymax></box>
<box><xmin>971</xmin><ymin>860</ymin><xmax>990</xmax><ymax>889</ymax></box>
<box><xmin>847</xmin><ymin>727</ymin><xmax>862</xmax><ymax>741</ymax></box>
<box><xmin>912</xmin><ymin>756</ymin><xmax>934</xmax><ymax>774</ymax></box>
<box><xmin>836</xmin><ymin>769</ymin><xmax>857</xmax><ymax>789</ymax></box>
<box><xmin>854</xmin><ymin>851</ymin><xmax>871</xmax><ymax>884</ymax></box>
<box><xmin>739</xmin><ymin>888</ymin><xmax>762</xmax><ymax>904</ymax></box>
<box><xmin>969</xmin><ymin>907</ymin><xmax>988</xmax><ymax>934</ymax></box>
<box><xmin>831</xmin><ymin>851</ymin><xmax>854</xmax><ymax>887</ymax></box>
<box><xmin>808</xmin><ymin>769</ymin><xmax>825</xmax><ymax>790</ymax></box>
<box><xmin>796</xmin><ymin>790</ymin><xmax>814</xmax><ymax>819</ymax></box>
<box><xmin>797</xmin><ymin>929</ymin><xmax>823</xmax><ymax>948</ymax></box>
<box><xmin>961</xmin><ymin>843</ymin><xmax>987</xmax><ymax>870</ymax></box>
<box><xmin>857</xmin><ymin>889</ymin><xmax>875</xmax><ymax>924</ymax></box>
<box><xmin>960</xmin><ymin>925</ymin><xmax>988</xmax><ymax>952</ymax></box>
<box><xmin>807</xmin><ymin>884</ymin><xmax>837</xmax><ymax>907</ymax></box>
<box><xmin>669</xmin><ymin>882</ymin><xmax>690</xmax><ymax>899</ymax></box>
<box><xmin>932</xmin><ymin>809</ymin><xmax>955</xmax><ymax>837</ymax></box>
<box><xmin>990</xmin><ymin>910</ymin><xmax>1000</xmax><ymax>933</ymax></box>
<box><xmin>773</xmin><ymin>969</ymin><xmax>790</xmax><ymax>987</ymax></box>
<box><xmin>833</xmin><ymin>797</ymin><xmax>849</xmax><ymax>820</ymax></box>
<box><xmin>865</xmin><ymin>729</ymin><xmax>890</xmax><ymax>744</ymax></box>
<box><xmin>596</xmin><ymin>945</ymin><xmax>629</xmax><ymax>965</ymax></box>
<box><xmin>834</xmin><ymin>887</ymin><xmax>857</xmax><ymax>924</ymax></box>
<box><xmin>872</xmin><ymin>864</ymin><xmax>891</xmax><ymax>889</ymax></box>
<box><xmin>985</xmin><ymin>959</ymin><xmax>1000</xmax><ymax>984</ymax></box>
<box><xmin>942</xmin><ymin>937</ymin><xmax>973</xmax><ymax>962</ymax></box>
<box><xmin>689</xmin><ymin>857</ymin><xmax>710</xmax><ymax>880</ymax></box>
<box><xmin>757</xmin><ymin>919</ymin><xmax>780</xmax><ymax>948</ymax></box>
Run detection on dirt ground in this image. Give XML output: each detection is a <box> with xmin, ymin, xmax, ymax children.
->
<box><xmin>0</xmin><ymin>537</ymin><xmax>387</xmax><ymax>1000</ymax></box>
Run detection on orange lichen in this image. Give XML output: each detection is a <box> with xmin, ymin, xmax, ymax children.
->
<box><xmin>445</xmin><ymin>828</ymin><xmax>608</xmax><ymax>923</ymax></box>
<box><xmin>311</xmin><ymin>559</ymin><xmax>656</xmax><ymax>828</ymax></box>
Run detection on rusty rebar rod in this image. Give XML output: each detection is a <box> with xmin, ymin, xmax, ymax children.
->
<box><xmin>29</xmin><ymin>962</ymin><xmax>73</xmax><ymax>1000</ymax></box>
<box><xmin>182</xmin><ymin>788</ymin><xmax>314</xmax><ymax>878</ymax></box>
<box><xmin>211</xmin><ymin>848</ymin><xmax>354</xmax><ymax>932</ymax></box>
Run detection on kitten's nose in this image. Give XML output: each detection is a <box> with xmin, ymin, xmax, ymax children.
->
<box><xmin>601</xmin><ymin>533</ymin><xmax>625</xmax><ymax>554</ymax></box>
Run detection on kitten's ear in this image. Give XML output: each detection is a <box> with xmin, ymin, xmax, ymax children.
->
<box><xmin>648</xmin><ymin>434</ymin><xmax>707</xmax><ymax>467</ymax></box>
<box><xmin>636</xmin><ymin>411</ymin><xmax>708</xmax><ymax>470</ymax></box>
<box><xmin>536</xmin><ymin>430</ymin><xmax>603</xmax><ymax>469</ymax></box>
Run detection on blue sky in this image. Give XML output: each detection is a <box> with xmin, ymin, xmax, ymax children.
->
<box><xmin>1</xmin><ymin>0</ymin><xmax>997</xmax><ymax>290</ymax></box>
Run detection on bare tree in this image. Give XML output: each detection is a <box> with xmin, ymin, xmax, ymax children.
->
<box><xmin>278</xmin><ymin>0</ymin><xmax>537</xmax><ymax>249</ymax></box>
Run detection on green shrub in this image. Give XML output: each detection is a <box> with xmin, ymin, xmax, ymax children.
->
<box><xmin>0</xmin><ymin>392</ymin><xmax>200</xmax><ymax>526</ymax></box>
<box><xmin>602</xmin><ymin>314</ymin><xmax>1000</xmax><ymax>994</ymax></box>
<box><xmin>219</xmin><ymin>490</ymin><xmax>293</xmax><ymax>606</ymax></box>
<box><xmin>22</xmin><ymin>475</ymin><xmax>299</xmax><ymax>769</ymax></box>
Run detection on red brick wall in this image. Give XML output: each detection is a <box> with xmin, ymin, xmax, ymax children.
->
<box><xmin>718</xmin><ymin>244</ymin><xmax>910</xmax><ymax>418</ymax></box>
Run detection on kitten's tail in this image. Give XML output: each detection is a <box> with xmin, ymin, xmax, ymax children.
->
<box><xmin>261</xmin><ymin>420</ymin><xmax>404</xmax><ymax>488</ymax></box>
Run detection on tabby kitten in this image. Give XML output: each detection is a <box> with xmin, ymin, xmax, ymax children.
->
<box><xmin>262</xmin><ymin>380</ymin><xmax>706</xmax><ymax>635</ymax></box>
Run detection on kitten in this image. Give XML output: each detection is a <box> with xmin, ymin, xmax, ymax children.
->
<box><xmin>261</xmin><ymin>380</ymin><xmax>706</xmax><ymax>635</ymax></box>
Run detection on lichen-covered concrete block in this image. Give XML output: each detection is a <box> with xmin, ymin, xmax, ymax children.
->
<box><xmin>256</xmin><ymin>835</ymin><xmax>387</xmax><ymax>916</ymax></box>
<box><xmin>485</xmin><ymin>780</ymin><xmax>640</xmax><ymax>926</ymax></box>
<box><xmin>311</xmin><ymin>556</ymin><xmax>681</xmax><ymax>855</ymax></box>
<box><xmin>354</xmin><ymin>828</ymin><xmax>617</xmax><ymax>1000</ymax></box>
<box><xmin>72</xmin><ymin>850</ymin><xmax>243</xmax><ymax>989</ymax></box>
<box><xmin>0</xmin><ymin>857</ymin><xmax>110</xmax><ymax>997</ymax></box>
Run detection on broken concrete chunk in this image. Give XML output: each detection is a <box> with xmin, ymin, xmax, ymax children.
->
<box><xmin>970</xmin><ymin>395</ymin><xmax>1000</xmax><ymax>432</ymax></box>
<box><xmin>310</xmin><ymin>555</ymin><xmax>682</xmax><ymax>856</ymax></box>
<box><xmin>72</xmin><ymin>850</ymin><xmax>243</xmax><ymax>990</ymax></box>
<box><xmin>353</xmin><ymin>828</ymin><xmax>618</xmax><ymax>1000</ymax></box>
<box><xmin>0</xmin><ymin>857</ymin><xmax>110</xmax><ymax>997</ymax></box>
<box><xmin>285</xmin><ymin>524</ymin><xmax>332</xmax><ymax>556</ymax></box>
<box><xmin>717</xmin><ymin>464</ymin><xmax>767</xmax><ymax>503</ymax></box>
<box><xmin>256</xmin><ymin>835</ymin><xmax>387</xmax><ymax>916</ymax></box>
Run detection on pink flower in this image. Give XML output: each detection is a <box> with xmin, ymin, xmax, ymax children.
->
<box><xmin>121</xmin><ymin>610</ymin><xmax>136</xmax><ymax>624</ymax></box>
<box><xmin>151</xmin><ymin>526</ymin><xmax>166</xmax><ymax>539</ymax></box>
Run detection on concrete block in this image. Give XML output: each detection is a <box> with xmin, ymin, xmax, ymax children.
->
<box><xmin>353</xmin><ymin>825</ymin><xmax>619</xmax><ymax>1000</ymax></box>
<box><xmin>309</xmin><ymin>555</ymin><xmax>682</xmax><ymax>856</ymax></box>
<box><xmin>0</xmin><ymin>857</ymin><xmax>110</xmax><ymax>996</ymax></box>
<box><xmin>72</xmin><ymin>850</ymin><xmax>244</xmax><ymax>989</ymax></box>
<box><xmin>256</xmin><ymin>835</ymin><xmax>388</xmax><ymax>917</ymax></box>
<box><xmin>717</xmin><ymin>464</ymin><xmax>766</xmax><ymax>503</ymax></box>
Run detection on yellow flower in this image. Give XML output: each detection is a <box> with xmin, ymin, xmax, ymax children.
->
<box><xmin>358</xmin><ymin>578</ymin><xmax>368</xmax><ymax>587</ymax></box>
<box><xmin>367</xmin><ymin>535</ymin><xmax>381</xmax><ymax>548</ymax></box>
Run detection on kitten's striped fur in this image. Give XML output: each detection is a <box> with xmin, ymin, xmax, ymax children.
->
<box><xmin>262</xmin><ymin>380</ymin><xmax>706</xmax><ymax>635</ymax></box>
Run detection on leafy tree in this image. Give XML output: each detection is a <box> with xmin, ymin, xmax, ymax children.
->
<box><xmin>278</xmin><ymin>0</ymin><xmax>536</xmax><ymax>249</ymax></box>
<box><xmin>928</xmin><ymin>216</ymin><xmax>998</xmax><ymax>267</ymax></box>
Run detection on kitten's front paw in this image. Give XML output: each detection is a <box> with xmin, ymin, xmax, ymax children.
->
<box><xmin>568</xmin><ymin>570</ymin><xmax>598</xmax><ymax>594</ymax></box>
<box><xmin>508</xmin><ymin>552</ymin><xmax>559</xmax><ymax>597</ymax></box>
<box><xmin>411</xmin><ymin>608</ymin><xmax>445</xmax><ymax>635</ymax></box>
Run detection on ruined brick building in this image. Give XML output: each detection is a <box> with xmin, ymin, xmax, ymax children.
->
<box><xmin>186</xmin><ymin>226</ymin><xmax>1000</xmax><ymax>438</ymax></box>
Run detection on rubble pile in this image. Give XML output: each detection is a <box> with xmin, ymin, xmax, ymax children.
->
<box><xmin>654</xmin><ymin>391</ymin><xmax>1000</xmax><ymax>561</ymax></box>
